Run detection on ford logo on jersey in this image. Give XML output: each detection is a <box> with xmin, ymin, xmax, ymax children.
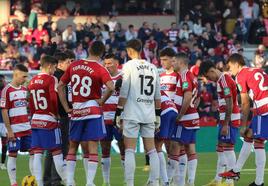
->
<box><xmin>14</xmin><ymin>100</ymin><xmax>27</xmax><ymax>107</ymax></box>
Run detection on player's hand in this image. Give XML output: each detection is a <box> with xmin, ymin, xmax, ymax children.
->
<box><xmin>221</xmin><ymin>125</ymin><xmax>229</xmax><ymax>136</ymax></box>
<box><xmin>96</xmin><ymin>99</ymin><xmax>104</xmax><ymax>106</ymax></box>
<box><xmin>65</xmin><ymin>108</ymin><xmax>72</xmax><ymax>114</ymax></box>
<box><xmin>176</xmin><ymin>114</ymin><xmax>181</xmax><ymax>122</ymax></box>
<box><xmin>7</xmin><ymin>130</ymin><xmax>15</xmax><ymax>141</ymax></box>
<box><xmin>114</xmin><ymin>107</ymin><xmax>123</xmax><ymax>129</ymax></box>
<box><xmin>240</xmin><ymin>126</ymin><xmax>251</xmax><ymax>138</ymax></box>
<box><xmin>155</xmin><ymin>115</ymin><xmax>161</xmax><ymax>130</ymax></box>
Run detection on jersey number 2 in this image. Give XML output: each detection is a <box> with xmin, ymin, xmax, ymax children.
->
<box><xmin>31</xmin><ymin>90</ymin><xmax>48</xmax><ymax>110</ymax></box>
<box><xmin>72</xmin><ymin>74</ymin><xmax>92</xmax><ymax>97</ymax></box>
<box><xmin>254</xmin><ymin>72</ymin><xmax>268</xmax><ymax>91</ymax></box>
<box><xmin>139</xmin><ymin>75</ymin><xmax>154</xmax><ymax>96</ymax></box>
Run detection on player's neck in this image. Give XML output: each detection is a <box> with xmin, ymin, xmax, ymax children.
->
<box><xmin>41</xmin><ymin>69</ymin><xmax>50</xmax><ymax>74</ymax></box>
<box><xmin>130</xmin><ymin>54</ymin><xmax>141</xmax><ymax>60</ymax></box>
<box><xmin>216</xmin><ymin>70</ymin><xmax>223</xmax><ymax>81</ymax></box>
<box><xmin>166</xmin><ymin>68</ymin><xmax>174</xmax><ymax>74</ymax></box>
<box><xmin>88</xmin><ymin>56</ymin><xmax>101</xmax><ymax>62</ymax></box>
<box><xmin>10</xmin><ymin>80</ymin><xmax>21</xmax><ymax>88</ymax></box>
<box><xmin>179</xmin><ymin>66</ymin><xmax>188</xmax><ymax>73</ymax></box>
<box><xmin>110</xmin><ymin>70</ymin><xmax>119</xmax><ymax>77</ymax></box>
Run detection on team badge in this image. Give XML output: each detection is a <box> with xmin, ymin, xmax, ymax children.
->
<box><xmin>224</xmin><ymin>87</ymin><xmax>230</xmax><ymax>95</ymax></box>
<box><xmin>182</xmin><ymin>82</ymin><xmax>189</xmax><ymax>89</ymax></box>
<box><xmin>237</xmin><ymin>84</ymin><xmax>242</xmax><ymax>92</ymax></box>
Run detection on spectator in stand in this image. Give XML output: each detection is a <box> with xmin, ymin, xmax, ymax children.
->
<box><xmin>54</xmin><ymin>4</ymin><xmax>70</xmax><ymax>16</ymax></box>
<box><xmin>166</xmin><ymin>22</ymin><xmax>179</xmax><ymax>42</ymax></box>
<box><xmin>213</xmin><ymin>19</ymin><xmax>223</xmax><ymax>34</ymax></box>
<box><xmin>193</xmin><ymin>18</ymin><xmax>204</xmax><ymax>36</ymax></box>
<box><xmin>190</xmin><ymin>57</ymin><xmax>202</xmax><ymax>78</ymax></box>
<box><xmin>18</xmin><ymin>41</ymin><xmax>36</xmax><ymax>61</ymax></box>
<box><xmin>204</xmin><ymin>1</ymin><xmax>221</xmax><ymax>23</ymax></box>
<box><xmin>151</xmin><ymin>23</ymin><xmax>166</xmax><ymax>49</ymax></box>
<box><xmin>76</xmin><ymin>23</ymin><xmax>86</xmax><ymax>43</ymax></box>
<box><xmin>74</xmin><ymin>42</ymin><xmax>87</xmax><ymax>60</ymax></box>
<box><xmin>198</xmin><ymin>86</ymin><xmax>213</xmax><ymax>118</ymax></box>
<box><xmin>109</xmin><ymin>3</ymin><xmax>119</xmax><ymax>16</ymax></box>
<box><xmin>240</xmin><ymin>0</ymin><xmax>259</xmax><ymax>42</ymax></box>
<box><xmin>50</xmin><ymin>22</ymin><xmax>61</xmax><ymax>38</ymax></box>
<box><xmin>234</xmin><ymin>15</ymin><xmax>247</xmax><ymax>42</ymax></box>
<box><xmin>28</xmin><ymin>4</ymin><xmax>41</xmax><ymax>30</ymax></box>
<box><xmin>178</xmin><ymin>40</ymin><xmax>190</xmax><ymax>55</ymax></box>
<box><xmin>146</xmin><ymin>34</ymin><xmax>158</xmax><ymax>53</ymax></box>
<box><xmin>138</xmin><ymin>21</ymin><xmax>152</xmax><ymax>44</ymax></box>
<box><xmin>179</xmin><ymin>23</ymin><xmax>192</xmax><ymax>40</ymax></box>
<box><xmin>125</xmin><ymin>24</ymin><xmax>137</xmax><ymax>41</ymax></box>
<box><xmin>223</xmin><ymin>0</ymin><xmax>238</xmax><ymax>19</ymax></box>
<box><xmin>32</xmin><ymin>24</ymin><xmax>49</xmax><ymax>46</ymax></box>
<box><xmin>148</xmin><ymin>49</ymin><xmax>160</xmax><ymax>67</ymax></box>
<box><xmin>190</xmin><ymin>44</ymin><xmax>203</xmax><ymax>65</ymax></box>
<box><xmin>189</xmin><ymin>3</ymin><xmax>203</xmax><ymax>22</ymax></box>
<box><xmin>149</xmin><ymin>2</ymin><xmax>162</xmax><ymax>14</ymax></box>
<box><xmin>71</xmin><ymin>2</ymin><xmax>85</xmax><ymax>16</ymax></box>
<box><xmin>62</xmin><ymin>25</ymin><xmax>77</xmax><ymax>47</ymax></box>
<box><xmin>107</xmin><ymin>15</ymin><xmax>118</xmax><ymax>32</ymax></box>
<box><xmin>118</xmin><ymin>50</ymin><xmax>128</xmax><ymax>67</ymax></box>
<box><xmin>179</xmin><ymin>14</ymin><xmax>194</xmax><ymax>31</ymax></box>
<box><xmin>141</xmin><ymin>41</ymin><xmax>150</xmax><ymax>60</ymax></box>
<box><xmin>211</xmin><ymin>32</ymin><xmax>224</xmax><ymax>48</ymax></box>
<box><xmin>43</xmin><ymin>14</ymin><xmax>53</xmax><ymax>36</ymax></box>
<box><xmin>165</xmin><ymin>40</ymin><xmax>178</xmax><ymax>53</ymax></box>
<box><xmin>248</xmin><ymin>16</ymin><xmax>267</xmax><ymax>44</ymax></box>
<box><xmin>114</xmin><ymin>23</ymin><xmax>126</xmax><ymax>49</ymax></box>
<box><xmin>105</xmin><ymin>31</ymin><xmax>120</xmax><ymax>50</ymax></box>
<box><xmin>214</xmin><ymin>42</ymin><xmax>229</xmax><ymax>60</ymax></box>
<box><xmin>198</xmin><ymin>31</ymin><xmax>211</xmax><ymax>55</ymax></box>
<box><xmin>207</xmin><ymin>48</ymin><xmax>224</xmax><ymax>65</ymax></box>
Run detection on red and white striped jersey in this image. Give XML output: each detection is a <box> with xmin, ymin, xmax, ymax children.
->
<box><xmin>60</xmin><ymin>59</ymin><xmax>112</xmax><ymax>121</ymax></box>
<box><xmin>166</xmin><ymin>29</ymin><xmax>179</xmax><ymax>42</ymax></box>
<box><xmin>217</xmin><ymin>73</ymin><xmax>240</xmax><ymax>127</ymax></box>
<box><xmin>161</xmin><ymin>91</ymin><xmax>178</xmax><ymax>115</ymax></box>
<box><xmin>102</xmin><ymin>73</ymin><xmax>122</xmax><ymax>125</ymax></box>
<box><xmin>0</xmin><ymin>84</ymin><xmax>31</xmax><ymax>137</ymax></box>
<box><xmin>236</xmin><ymin>67</ymin><xmax>268</xmax><ymax>116</ymax></box>
<box><xmin>28</xmin><ymin>73</ymin><xmax>59</xmax><ymax>129</ymax></box>
<box><xmin>174</xmin><ymin>70</ymin><xmax>200</xmax><ymax>129</ymax></box>
<box><xmin>160</xmin><ymin>71</ymin><xmax>178</xmax><ymax>100</ymax></box>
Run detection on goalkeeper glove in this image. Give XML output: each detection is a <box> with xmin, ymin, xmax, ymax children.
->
<box><xmin>114</xmin><ymin>106</ymin><xmax>123</xmax><ymax>129</ymax></box>
<box><xmin>155</xmin><ymin>109</ymin><xmax>161</xmax><ymax>129</ymax></box>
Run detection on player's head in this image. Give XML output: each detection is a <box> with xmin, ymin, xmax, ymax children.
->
<box><xmin>104</xmin><ymin>53</ymin><xmax>119</xmax><ymax>75</ymax></box>
<box><xmin>40</xmin><ymin>55</ymin><xmax>58</xmax><ymax>75</ymax></box>
<box><xmin>54</xmin><ymin>52</ymin><xmax>70</xmax><ymax>72</ymax></box>
<box><xmin>126</xmin><ymin>39</ymin><xmax>142</xmax><ymax>59</ymax></box>
<box><xmin>199</xmin><ymin>60</ymin><xmax>219</xmax><ymax>82</ymax></box>
<box><xmin>64</xmin><ymin>49</ymin><xmax>76</xmax><ymax>61</ymax></box>
<box><xmin>13</xmin><ymin>64</ymin><xmax>28</xmax><ymax>86</ymax></box>
<box><xmin>226</xmin><ymin>53</ymin><xmax>245</xmax><ymax>76</ymax></box>
<box><xmin>172</xmin><ymin>52</ymin><xmax>189</xmax><ymax>72</ymax></box>
<box><xmin>89</xmin><ymin>41</ymin><xmax>105</xmax><ymax>58</ymax></box>
<box><xmin>0</xmin><ymin>74</ymin><xmax>5</xmax><ymax>90</ymax></box>
<box><xmin>159</xmin><ymin>48</ymin><xmax>176</xmax><ymax>70</ymax></box>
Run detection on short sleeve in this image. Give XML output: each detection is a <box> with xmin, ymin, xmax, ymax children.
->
<box><xmin>60</xmin><ymin>65</ymin><xmax>71</xmax><ymax>85</ymax></box>
<box><xmin>119</xmin><ymin>63</ymin><xmax>131</xmax><ymax>98</ymax></box>
<box><xmin>220</xmin><ymin>75</ymin><xmax>232</xmax><ymax>98</ymax></box>
<box><xmin>181</xmin><ymin>72</ymin><xmax>193</xmax><ymax>93</ymax></box>
<box><xmin>0</xmin><ymin>86</ymin><xmax>10</xmax><ymax>109</ymax></box>
<box><xmin>101</xmin><ymin>66</ymin><xmax>112</xmax><ymax>84</ymax></box>
<box><xmin>236</xmin><ymin>74</ymin><xmax>248</xmax><ymax>93</ymax></box>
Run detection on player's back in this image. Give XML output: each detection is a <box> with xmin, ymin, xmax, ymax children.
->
<box><xmin>28</xmin><ymin>73</ymin><xmax>59</xmax><ymax>129</ymax></box>
<box><xmin>236</xmin><ymin>67</ymin><xmax>268</xmax><ymax>115</ymax></box>
<box><xmin>160</xmin><ymin>71</ymin><xmax>178</xmax><ymax>100</ymax></box>
<box><xmin>121</xmin><ymin>59</ymin><xmax>160</xmax><ymax>123</ymax></box>
<box><xmin>160</xmin><ymin>90</ymin><xmax>177</xmax><ymax>115</ymax></box>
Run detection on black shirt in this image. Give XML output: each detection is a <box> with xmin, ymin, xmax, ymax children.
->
<box><xmin>54</xmin><ymin>68</ymin><xmax>69</xmax><ymax>118</ymax></box>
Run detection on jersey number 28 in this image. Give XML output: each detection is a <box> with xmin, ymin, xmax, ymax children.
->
<box><xmin>72</xmin><ymin>74</ymin><xmax>92</xmax><ymax>97</ymax></box>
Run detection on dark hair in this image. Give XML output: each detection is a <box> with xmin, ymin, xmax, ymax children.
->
<box><xmin>199</xmin><ymin>60</ymin><xmax>216</xmax><ymax>76</ymax></box>
<box><xmin>128</xmin><ymin>24</ymin><xmax>134</xmax><ymax>29</ymax></box>
<box><xmin>40</xmin><ymin>55</ymin><xmax>58</xmax><ymax>67</ymax></box>
<box><xmin>14</xmin><ymin>64</ymin><xmax>28</xmax><ymax>72</ymax></box>
<box><xmin>174</xmin><ymin>52</ymin><xmax>189</xmax><ymax>64</ymax></box>
<box><xmin>64</xmin><ymin>49</ymin><xmax>76</xmax><ymax>59</ymax></box>
<box><xmin>104</xmin><ymin>53</ymin><xmax>116</xmax><ymax>59</ymax></box>
<box><xmin>159</xmin><ymin>47</ymin><xmax>176</xmax><ymax>57</ymax></box>
<box><xmin>126</xmin><ymin>39</ymin><xmax>142</xmax><ymax>52</ymax></box>
<box><xmin>89</xmin><ymin>41</ymin><xmax>105</xmax><ymax>57</ymax></box>
<box><xmin>227</xmin><ymin>53</ymin><xmax>245</xmax><ymax>66</ymax></box>
<box><xmin>0</xmin><ymin>74</ymin><xmax>5</xmax><ymax>79</ymax></box>
<box><xmin>53</xmin><ymin>52</ymin><xmax>69</xmax><ymax>62</ymax></box>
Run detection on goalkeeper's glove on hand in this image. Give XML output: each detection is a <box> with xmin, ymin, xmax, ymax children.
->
<box><xmin>155</xmin><ymin>109</ymin><xmax>161</xmax><ymax>129</ymax></box>
<box><xmin>114</xmin><ymin>106</ymin><xmax>123</xmax><ymax>129</ymax></box>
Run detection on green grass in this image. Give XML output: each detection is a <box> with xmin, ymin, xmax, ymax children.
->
<box><xmin>1</xmin><ymin>153</ymin><xmax>268</xmax><ymax>186</ymax></box>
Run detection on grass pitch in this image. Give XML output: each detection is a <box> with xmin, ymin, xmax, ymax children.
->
<box><xmin>1</xmin><ymin>153</ymin><xmax>267</xmax><ymax>186</ymax></box>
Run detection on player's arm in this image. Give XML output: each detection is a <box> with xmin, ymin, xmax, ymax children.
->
<box><xmin>58</xmin><ymin>80</ymin><xmax>71</xmax><ymax>113</ymax></box>
<box><xmin>154</xmin><ymin>73</ymin><xmax>161</xmax><ymax>128</ymax></box>
<box><xmin>49</xmin><ymin>77</ymin><xmax>59</xmax><ymax>117</ymax></box>
<box><xmin>177</xmin><ymin>91</ymin><xmax>192</xmax><ymax>121</ymax></box>
<box><xmin>223</xmin><ymin>97</ymin><xmax>233</xmax><ymax>126</ymax></box>
<box><xmin>1</xmin><ymin>109</ymin><xmax>15</xmax><ymax>141</ymax></box>
<box><xmin>240</xmin><ymin>93</ymin><xmax>250</xmax><ymax>127</ymax></box>
<box><xmin>100</xmin><ymin>80</ymin><xmax>115</xmax><ymax>106</ymax></box>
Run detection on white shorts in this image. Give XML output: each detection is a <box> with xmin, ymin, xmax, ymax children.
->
<box><xmin>123</xmin><ymin>120</ymin><xmax>155</xmax><ymax>138</ymax></box>
<box><xmin>0</xmin><ymin>123</ymin><xmax>7</xmax><ymax>137</ymax></box>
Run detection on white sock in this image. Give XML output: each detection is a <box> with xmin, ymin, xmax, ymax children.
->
<box><xmin>187</xmin><ymin>158</ymin><xmax>198</xmax><ymax>184</ymax></box>
<box><xmin>7</xmin><ymin>156</ymin><xmax>17</xmax><ymax>185</ymax></box>
<box><xmin>255</xmin><ymin>149</ymin><xmax>266</xmax><ymax>185</ymax></box>
<box><xmin>101</xmin><ymin>157</ymin><xmax>111</xmax><ymax>184</ymax></box>
<box><xmin>215</xmin><ymin>151</ymin><xmax>226</xmax><ymax>182</ymax></box>
<box><xmin>233</xmin><ymin>141</ymin><xmax>252</xmax><ymax>172</ymax></box>
<box><xmin>175</xmin><ymin>154</ymin><xmax>187</xmax><ymax>186</ymax></box>
<box><xmin>83</xmin><ymin>157</ymin><xmax>89</xmax><ymax>178</ymax></box>
<box><xmin>158</xmin><ymin>152</ymin><xmax>168</xmax><ymax>183</ymax></box>
<box><xmin>167</xmin><ymin>157</ymin><xmax>179</xmax><ymax>181</ymax></box>
<box><xmin>87</xmin><ymin>154</ymin><xmax>98</xmax><ymax>185</ymax></box>
<box><xmin>67</xmin><ymin>160</ymin><xmax>76</xmax><ymax>185</ymax></box>
<box><xmin>53</xmin><ymin>154</ymin><xmax>67</xmax><ymax>182</ymax></box>
<box><xmin>224</xmin><ymin>151</ymin><xmax>236</xmax><ymax>184</ymax></box>
<box><xmin>33</xmin><ymin>153</ymin><xmax>43</xmax><ymax>186</ymax></box>
<box><xmin>29</xmin><ymin>155</ymin><xmax>34</xmax><ymax>175</ymax></box>
<box><xmin>148</xmin><ymin>149</ymin><xmax>160</xmax><ymax>183</ymax></box>
<box><xmin>125</xmin><ymin>149</ymin><xmax>135</xmax><ymax>186</ymax></box>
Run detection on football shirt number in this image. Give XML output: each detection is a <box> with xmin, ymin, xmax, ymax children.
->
<box><xmin>254</xmin><ymin>72</ymin><xmax>268</xmax><ymax>91</ymax></box>
<box><xmin>72</xmin><ymin>74</ymin><xmax>92</xmax><ymax>97</ymax></box>
<box><xmin>30</xmin><ymin>89</ymin><xmax>48</xmax><ymax>110</ymax></box>
<box><xmin>190</xmin><ymin>88</ymin><xmax>198</xmax><ymax>107</ymax></box>
<box><xmin>139</xmin><ymin>75</ymin><xmax>154</xmax><ymax>96</ymax></box>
